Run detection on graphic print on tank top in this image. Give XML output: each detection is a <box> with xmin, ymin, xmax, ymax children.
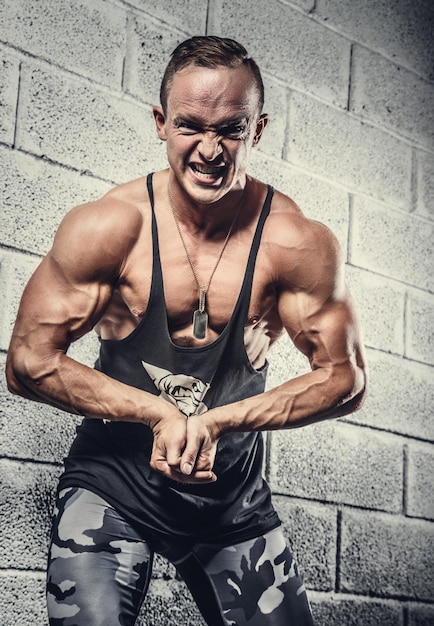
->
<box><xmin>141</xmin><ymin>361</ymin><xmax>210</xmax><ymax>417</ymax></box>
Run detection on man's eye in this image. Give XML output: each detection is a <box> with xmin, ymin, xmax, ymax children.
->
<box><xmin>222</xmin><ymin>126</ymin><xmax>247</xmax><ymax>139</ymax></box>
<box><xmin>179</xmin><ymin>123</ymin><xmax>200</xmax><ymax>134</ymax></box>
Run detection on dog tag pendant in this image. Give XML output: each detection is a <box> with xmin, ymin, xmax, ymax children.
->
<box><xmin>193</xmin><ymin>286</ymin><xmax>208</xmax><ymax>339</ymax></box>
<box><xmin>193</xmin><ymin>309</ymin><xmax>208</xmax><ymax>339</ymax></box>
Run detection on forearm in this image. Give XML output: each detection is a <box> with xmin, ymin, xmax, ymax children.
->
<box><xmin>6</xmin><ymin>350</ymin><xmax>176</xmax><ymax>427</ymax></box>
<box><xmin>205</xmin><ymin>363</ymin><xmax>366</xmax><ymax>436</ymax></box>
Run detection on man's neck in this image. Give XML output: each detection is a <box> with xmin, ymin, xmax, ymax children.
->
<box><xmin>167</xmin><ymin>174</ymin><xmax>249</xmax><ymax>237</ymax></box>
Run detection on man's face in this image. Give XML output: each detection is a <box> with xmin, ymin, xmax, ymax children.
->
<box><xmin>153</xmin><ymin>64</ymin><xmax>267</xmax><ymax>205</ymax></box>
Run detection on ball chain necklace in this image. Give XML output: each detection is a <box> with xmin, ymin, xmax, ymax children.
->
<box><xmin>168</xmin><ymin>183</ymin><xmax>242</xmax><ymax>340</ymax></box>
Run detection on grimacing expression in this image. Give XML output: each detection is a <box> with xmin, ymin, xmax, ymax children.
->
<box><xmin>153</xmin><ymin>64</ymin><xmax>268</xmax><ymax>205</ymax></box>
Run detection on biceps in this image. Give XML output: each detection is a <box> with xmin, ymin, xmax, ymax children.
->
<box><xmin>310</xmin><ymin>302</ymin><xmax>361</xmax><ymax>367</ymax></box>
<box><xmin>281</xmin><ymin>291</ymin><xmax>363</xmax><ymax>368</ymax></box>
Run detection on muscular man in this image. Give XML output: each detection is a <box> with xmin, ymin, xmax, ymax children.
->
<box><xmin>6</xmin><ymin>36</ymin><xmax>366</xmax><ymax>625</ymax></box>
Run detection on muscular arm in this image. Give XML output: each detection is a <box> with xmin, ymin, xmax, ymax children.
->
<box><xmin>216</xmin><ymin>290</ymin><xmax>366</xmax><ymax>433</ymax></box>
<box><xmin>7</xmin><ymin>197</ymin><xmax>217</xmax><ymax>485</ymax></box>
<box><xmin>180</xmin><ymin>215</ymin><xmax>367</xmax><ymax>474</ymax></box>
<box><xmin>6</xmin><ymin>199</ymin><xmax>172</xmax><ymax>423</ymax></box>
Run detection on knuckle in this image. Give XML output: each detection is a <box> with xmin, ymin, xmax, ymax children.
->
<box><xmin>167</xmin><ymin>459</ymin><xmax>180</xmax><ymax>469</ymax></box>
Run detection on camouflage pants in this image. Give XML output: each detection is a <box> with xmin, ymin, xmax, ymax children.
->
<box><xmin>47</xmin><ymin>487</ymin><xmax>313</xmax><ymax>626</ymax></box>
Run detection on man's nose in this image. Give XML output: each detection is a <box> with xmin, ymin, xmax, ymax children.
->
<box><xmin>198</xmin><ymin>132</ymin><xmax>223</xmax><ymax>162</ymax></box>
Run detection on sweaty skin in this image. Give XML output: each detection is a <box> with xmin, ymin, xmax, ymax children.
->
<box><xmin>6</xmin><ymin>64</ymin><xmax>367</xmax><ymax>484</ymax></box>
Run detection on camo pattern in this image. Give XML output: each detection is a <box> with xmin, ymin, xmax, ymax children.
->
<box><xmin>47</xmin><ymin>488</ymin><xmax>313</xmax><ymax>625</ymax></box>
<box><xmin>191</xmin><ymin>528</ymin><xmax>314</xmax><ymax>625</ymax></box>
<box><xmin>46</xmin><ymin>487</ymin><xmax>153</xmax><ymax>626</ymax></box>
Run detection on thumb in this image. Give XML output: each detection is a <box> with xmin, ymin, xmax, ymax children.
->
<box><xmin>182</xmin><ymin>460</ymin><xmax>194</xmax><ymax>476</ymax></box>
<box><xmin>180</xmin><ymin>437</ymin><xmax>199</xmax><ymax>476</ymax></box>
<box><xmin>181</xmin><ymin>417</ymin><xmax>217</xmax><ymax>479</ymax></box>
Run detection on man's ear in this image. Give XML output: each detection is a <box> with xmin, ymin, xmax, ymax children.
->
<box><xmin>153</xmin><ymin>106</ymin><xmax>167</xmax><ymax>141</ymax></box>
<box><xmin>252</xmin><ymin>114</ymin><xmax>268</xmax><ymax>146</ymax></box>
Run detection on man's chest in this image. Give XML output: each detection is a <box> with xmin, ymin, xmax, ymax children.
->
<box><xmin>100</xmin><ymin>241</ymin><xmax>280</xmax><ymax>347</ymax></box>
<box><xmin>128</xmin><ymin>251</ymin><xmax>272</xmax><ymax>322</ymax></box>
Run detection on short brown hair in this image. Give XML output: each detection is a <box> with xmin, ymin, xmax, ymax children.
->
<box><xmin>160</xmin><ymin>36</ymin><xmax>264</xmax><ymax>113</ymax></box>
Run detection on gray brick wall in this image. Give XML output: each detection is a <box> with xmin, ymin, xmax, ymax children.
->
<box><xmin>1</xmin><ymin>1</ymin><xmax>433</xmax><ymax>624</ymax></box>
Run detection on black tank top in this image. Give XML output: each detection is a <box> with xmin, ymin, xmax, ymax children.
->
<box><xmin>60</xmin><ymin>174</ymin><xmax>280</xmax><ymax>545</ymax></box>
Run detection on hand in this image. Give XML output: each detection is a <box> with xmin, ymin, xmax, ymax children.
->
<box><xmin>179</xmin><ymin>414</ymin><xmax>219</xmax><ymax>482</ymax></box>
<box><xmin>150</xmin><ymin>413</ymin><xmax>217</xmax><ymax>484</ymax></box>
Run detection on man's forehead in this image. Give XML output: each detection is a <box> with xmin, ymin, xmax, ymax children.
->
<box><xmin>167</xmin><ymin>64</ymin><xmax>260</xmax><ymax>109</ymax></box>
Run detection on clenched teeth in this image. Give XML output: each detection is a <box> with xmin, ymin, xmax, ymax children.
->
<box><xmin>191</xmin><ymin>164</ymin><xmax>224</xmax><ymax>176</ymax></box>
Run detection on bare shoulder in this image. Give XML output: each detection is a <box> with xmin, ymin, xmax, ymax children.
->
<box><xmin>263</xmin><ymin>189</ymin><xmax>343</xmax><ymax>293</ymax></box>
<box><xmin>265</xmin><ymin>189</ymin><xmax>339</xmax><ymax>251</ymax></box>
<box><xmin>50</xmin><ymin>177</ymin><xmax>149</xmax><ymax>279</ymax></box>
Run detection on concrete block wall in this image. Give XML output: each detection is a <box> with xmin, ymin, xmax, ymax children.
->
<box><xmin>0</xmin><ymin>1</ymin><xmax>433</xmax><ymax>624</ymax></box>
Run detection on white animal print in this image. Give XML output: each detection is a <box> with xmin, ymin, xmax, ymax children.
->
<box><xmin>142</xmin><ymin>362</ymin><xmax>209</xmax><ymax>417</ymax></box>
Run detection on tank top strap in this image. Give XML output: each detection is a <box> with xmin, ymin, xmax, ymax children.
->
<box><xmin>234</xmin><ymin>184</ymin><xmax>274</xmax><ymax>326</ymax></box>
<box><xmin>146</xmin><ymin>173</ymin><xmax>165</xmax><ymax>308</ymax></box>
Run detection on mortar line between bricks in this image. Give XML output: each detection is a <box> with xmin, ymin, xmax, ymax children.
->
<box><xmin>271</xmin><ymin>490</ymin><xmax>402</xmax><ymax>514</ymax></box>
<box><xmin>121</xmin><ymin>54</ymin><xmax>127</xmax><ymax>93</ymax></box>
<box><xmin>205</xmin><ymin>0</ymin><xmax>223</xmax><ymax>36</ymax></box>
<box><xmin>0</xmin><ymin>455</ymin><xmax>63</xmax><ymax>468</ymax></box>
<box><xmin>341</xmin><ymin>415</ymin><xmax>434</xmax><ymax>446</ymax></box>
<box><xmin>308</xmin><ymin>589</ymin><xmax>434</xmax><ymax>608</ymax></box>
<box><xmin>107</xmin><ymin>0</ymin><xmax>130</xmax><ymax>8</ymax></box>
<box><xmin>11</xmin><ymin>60</ymin><xmax>22</xmax><ymax>149</ymax></box>
<box><xmin>316</xmin><ymin>579</ymin><xmax>434</xmax><ymax>606</ymax></box>
<box><xmin>118</xmin><ymin>3</ymin><xmax>192</xmax><ymax>38</ymax></box>
<box><xmin>0</xmin><ymin>142</ymin><xmax>118</xmax><ymax>187</ymax></box>
<box><xmin>402</xmin><ymin>444</ymin><xmax>409</xmax><ymax>515</ymax></box>
<box><xmin>205</xmin><ymin>0</ymin><xmax>211</xmax><ymax>34</ymax></box>
<box><xmin>275</xmin><ymin>0</ymin><xmax>318</xmax><ymax>18</ymax></box>
<box><xmin>0</xmin><ymin>39</ymin><xmax>124</xmax><ymax>97</ymax></box>
<box><xmin>0</xmin><ymin>242</ymin><xmax>43</xmax><ymax>259</ymax></box>
<box><xmin>409</xmin><ymin>148</ymin><xmax>419</xmax><ymax>214</ymax></box>
<box><xmin>346</xmin><ymin>43</ymin><xmax>354</xmax><ymax>112</ymax></box>
<box><xmin>272</xmin><ymin>489</ymin><xmax>434</xmax><ymax>519</ymax></box>
<box><xmin>120</xmin><ymin>10</ymin><xmax>128</xmax><ymax>94</ymax></box>
<box><xmin>314</xmin><ymin>573</ymin><xmax>434</xmax><ymax>606</ymax></box>
<box><xmin>403</xmin><ymin>604</ymin><xmax>409</xmax><ymax>626</ymax></box>
<box><xmin>344</xmin><ymin>262</ymin><xmax>434</xmax><ymax>297</ymax></box>
<box><xmin>345</xmin><ymin>261</ymin><xmax>434</xmax><ymax>296</ymax></box>
<box><xmin>0</xmin><ymin>567</ymin><xmax>45</xmax><ymax>577</ymax></box>
<box><xmin>335</xmin><ymin>509</ymin><xmax>342</xmax><ymax>592</ymax></box>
